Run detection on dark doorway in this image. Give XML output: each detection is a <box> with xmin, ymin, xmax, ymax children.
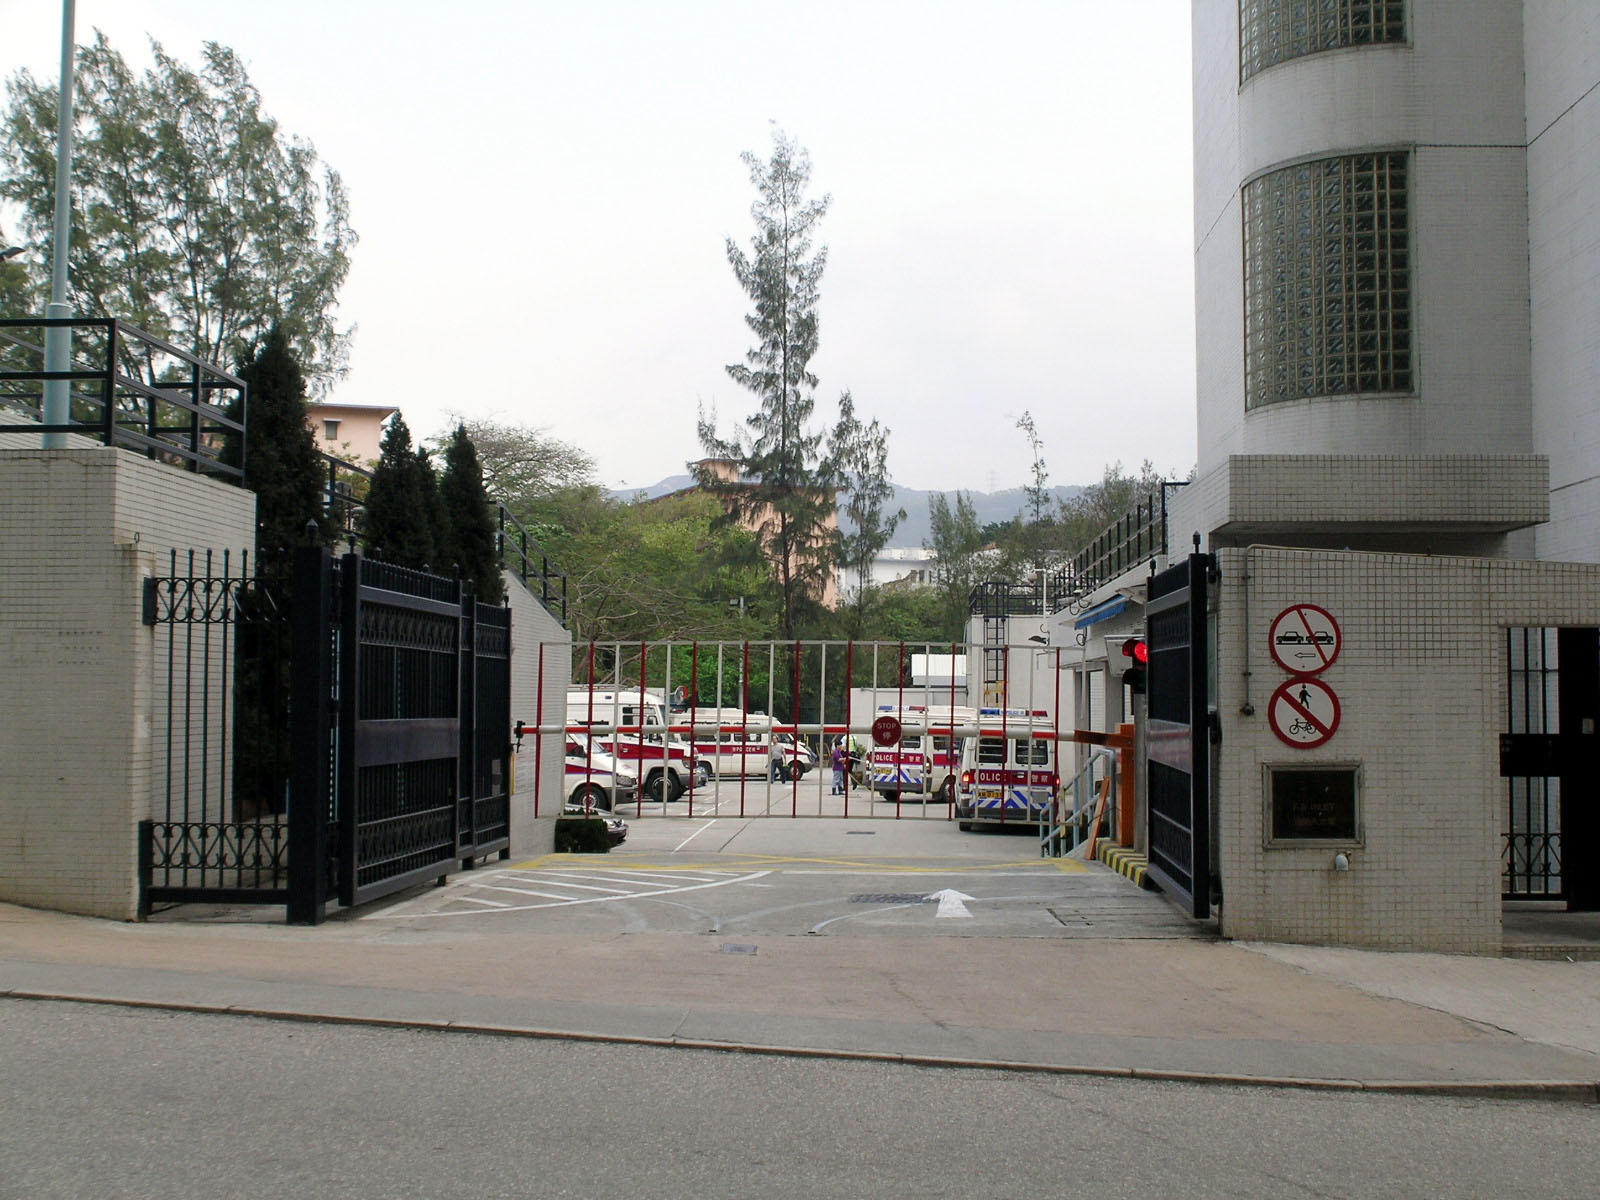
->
<box><xmin>1500</xmin><ymin>628</ymin><xmax>1599</xmax><ymax>911</ymax></box>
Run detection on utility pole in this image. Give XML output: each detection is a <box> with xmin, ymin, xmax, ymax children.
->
<box><xmin>41</xmin><ymin>0</ymin><xmax>75</xmax><ymax>449</ymax></box>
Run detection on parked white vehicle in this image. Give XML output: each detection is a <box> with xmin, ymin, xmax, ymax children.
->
<box><xmin>952</xmin><ymin>707</ymin><xmax>1060</xmax><ymax>829</ymax></box>
<box><xmin>566</xmin><ymin>687</ymin><xmax>698</xmax><ymax>802</ymax></box>
<box><xmin>563</xmin><ymin>733</ymin><xmax>639</xmax><ymax>812</ymax></box>
<box><xmin>865</xmin><ymin>705</ymin><xmax>975</xmax><ymax>802</ymax></box>
<box><xmin>678</xmin><ymin>708</ymin><xmax>816</xmax><ymax>779</ymax></box>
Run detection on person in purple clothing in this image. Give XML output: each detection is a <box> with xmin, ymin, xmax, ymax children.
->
<box><xmin>831</xmin><ymin>740</ymin><xmax>846</xmax><ymax>794</ymax></box>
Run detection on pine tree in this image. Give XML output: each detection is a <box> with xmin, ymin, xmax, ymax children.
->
<box><xmin>439</xmin><ymin>425</ymin><xmax>504</xmax><ymax>603</ymax></box>
<box><xmin>697</xmin><ymin>126</ymin><xmax>838</xmax><ymax>639</ymax></box>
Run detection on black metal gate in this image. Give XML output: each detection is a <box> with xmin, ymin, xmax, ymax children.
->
<box><xmin>138</xmin><ymin>550</ymin><xmax>294</xmax><ymax>914</ymax></box>
<box><xmin>459</xmin><ymin>601</ymin><xmax>512</xmax><ymax>863</ymax></box>
<box><xmin>1144</xmin><ymin>551</ymin><xmax>1214</xmax><ymax>919</ymax></box>
<box><xmin>142</xmin><ymin>546</ymin><xmax>512</xmax><ymax>924</ymax></box>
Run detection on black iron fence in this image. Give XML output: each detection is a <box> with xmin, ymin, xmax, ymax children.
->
<box><xmin>312</xmin><ymin>447</ymin><xmax>567</xmax><ymax>626</ymax></box>
<box><xmin>0</xmin><ymin>317</ymin><xmax>245</xmax><ymax>479</ymax></box>
<box><xmin>139</xmin><ymin>546</ymin><xmax>513</xmax><ymax>923</ymax></box>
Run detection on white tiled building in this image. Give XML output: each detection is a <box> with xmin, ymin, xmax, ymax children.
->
<box><xmin>1053</xmin><ymin>2</ymin><xmax>1600</xmax><ymax>950</ymax></box>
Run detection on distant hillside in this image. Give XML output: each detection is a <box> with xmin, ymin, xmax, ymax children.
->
<box><xmin>608</xmin><ymin>476</ymin><xmax>1082</xmax><ymax>549</ymax></box>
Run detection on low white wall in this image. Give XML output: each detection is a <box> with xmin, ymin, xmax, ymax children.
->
<box><xmin>504</xmin><ymin>571</ymin><xmax>570</xmax><ymax>857</ymax></box>
<box><xmin>0</xmin><ymin>449</ymin><xmax>255</xmax><ymax>919</ymax></box>
<box><xmin>1214</xmin><ymin>547</ymin><xmax>1600</xmax><ymax>952</ymax></box>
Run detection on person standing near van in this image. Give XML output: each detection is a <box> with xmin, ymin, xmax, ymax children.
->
<box><xmin>831</xmin><ymin>740</ymin><xmax>846</xmax><ymax>794</ymax></box>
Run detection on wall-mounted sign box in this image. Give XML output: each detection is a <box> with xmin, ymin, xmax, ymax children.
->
<box><xmin>1263</xmin><ymin>764</ymin><xmax>1360</xmax><ymax>845</ymax></box>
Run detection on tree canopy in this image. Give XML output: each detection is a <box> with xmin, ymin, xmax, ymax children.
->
<box><xmin>697</xmin><ymin>126</ymin><xmax>841</xmax><ymax>640</ymax></box>
<box><xmin>829</xmin><ymin>391</ymin><xmax>903</xmax><ymax>635</ymax></box>
<box><xmin>362</xmin><ymin>416</ymin><xmax>440</xmax><ymax>570</ymax></box>
<box><xmin>448</xmin><ymin>415</ymin><xmax>597</xmax><ymax>513</ymax></box>
<box><xmin>924</xmin><ymin>490</ymin><xmax>987</xmax><ymax>640</ymax></box>
<box><xmin>0</xmin><ymin>32</ymin><xmax>354</xmax><ymax>389</ymax></box>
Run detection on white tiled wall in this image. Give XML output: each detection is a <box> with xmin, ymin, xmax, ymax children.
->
<box><xmin>1213</xmin><ymin>546</ymin><xmax>1600</xmax><ymax>951</ymax></box>
<box><xmin>0</xmin><ymin>449</ymin><xmax>255</xmax><ymax>919</ymax></box>
<box><xmin>505</xmin><ymin>574</ymin><xmax>571</xmax><ymax>856</ymax></box>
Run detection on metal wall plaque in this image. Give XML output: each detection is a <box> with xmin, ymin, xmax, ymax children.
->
<box><xmin>1268</xmin><ymin>766</ymin><xmax>1359</xmax><ymax>842</ymax></box>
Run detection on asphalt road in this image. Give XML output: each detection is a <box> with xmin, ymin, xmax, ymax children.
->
<box><xmin>356</xmin><ymin>808</ymin><xmax>1194</xmax><ymax>940</ymax></box>
<box><xmin>3</xmin><ymin>999</ymin><xmax>1594</xmax><ymax>1200</ymax></box>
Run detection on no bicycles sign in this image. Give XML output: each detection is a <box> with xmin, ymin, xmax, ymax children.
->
<box><xmin>1268</xmin><ymin>677</ymin><xmax>1341</xmax><ymax>749</ymax></box>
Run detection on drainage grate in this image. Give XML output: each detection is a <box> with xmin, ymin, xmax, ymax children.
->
<box><xmin>850</xmin><ymin>893</ymin><xmax>930</xmax><ymax>904</ymax></box>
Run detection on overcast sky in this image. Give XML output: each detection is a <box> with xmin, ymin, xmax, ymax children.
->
<box><xmin>3</xmin><ymin>0</ymin><xmax>1196</xmax><ymax>494</ymax></box>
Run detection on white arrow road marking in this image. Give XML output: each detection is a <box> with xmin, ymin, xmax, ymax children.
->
<box><xmin>926</xmin><ymin>888</ymin><xmax>976</xmax><ymax>918</ymax></box>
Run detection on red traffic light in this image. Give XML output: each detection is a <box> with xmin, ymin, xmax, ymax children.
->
<box><xmin>1121</xmin><ymin>637</ymin><xmax>1148</xmax><ymax>665</ymax></box>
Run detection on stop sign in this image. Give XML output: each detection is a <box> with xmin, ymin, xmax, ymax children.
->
<box><xmin>871</xmin><ymin>715</ymin><xmax>902</xmax><ymax>746</ymax></box>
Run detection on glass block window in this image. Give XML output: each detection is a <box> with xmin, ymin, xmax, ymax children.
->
<box><xmin>1242</xmin><ymin>152</ymin><xmax>1412</xmax><ymax>410</ymax></box>
<box><xmin>1240</xmin><ymin>1</ymin><xmax>1406</xmax><ymax>83</ymax></box>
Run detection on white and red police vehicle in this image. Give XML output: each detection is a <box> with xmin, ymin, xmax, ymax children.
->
<box><xmin>866</xmin><ymin>705</ymin><xmax>975</xmax><ymax>803</ymax></box>
<box><xmin>952</xmin><ymin>707</ymin><xmax>1060</xmax><ymax>828</ymax></box>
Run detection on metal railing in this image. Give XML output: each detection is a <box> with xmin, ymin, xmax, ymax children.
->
<box><xmin>0</xmin><ymin>317</ymin><xmax>246</xmax><ymax>479</ymax></box>
<box><xmin>309</xmin><ymin>448</ymin><xmax>568</xmax><ymax>626</ymax></box>
<box><xmin>1063</xmin><ymin>482</ymin><xmax>1186</xmax><ymax>598</ymax></box>
<box><xmin>319</xmin><ymin>451</ymin><xmax>370</xmax><ymax>546</ymax></box>
<box><xmin>497</xmin><ymin>501</ymin><xmax>568</xmax><ymax>624</ymax></box>
<box><xmin>1042</xmin><ymin>746</ymin><xmax>1116</xmax><ymax>859</ymax></box>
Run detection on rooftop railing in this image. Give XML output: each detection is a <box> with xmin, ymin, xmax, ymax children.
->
<box><xmin>1061</xmin><ymin>482</ymin><xmax>1187</xmax><ymax>601</ymax></box>
<box><xmin>0</xmin><ymin>317</ymin><xmax>245</xmax><ymax>479</ymax></box>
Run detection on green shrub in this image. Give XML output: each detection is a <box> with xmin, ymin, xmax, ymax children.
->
<box><xmin>554</xmin><ymin>817</ymin><xmax>612</xmax><ymax>854</ymax></box>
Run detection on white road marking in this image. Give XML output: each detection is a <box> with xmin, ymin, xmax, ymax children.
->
<box><xmin>364</xmin><ymin>869</ymin><xmax>773</xmax><ymax>920</ymax></box>
<box><xmin>481</xmin><ymin>884</ymin><xmax>596</xmax><ymax>900</ymax></box>
<box><xmin>454</xmin><ymin>895</ymin><xmax>511</xmax><ymax>908</ymax></box>
<box><xmin>548</xmin><ymin>870</ymin><xmax>725</xmax><ymax>885</ymax></box>
<box><xmin>673</xmin><ymin>821</ymin><xmax>719</xmax><ymax>852</ymax></box>
<box><xmin>927</xmin><ymin>888</ymin><xmax>976</xmax><ymax>918</ymax></box>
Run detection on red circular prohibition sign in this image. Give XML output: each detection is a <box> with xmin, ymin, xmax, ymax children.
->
<box><xmin>1267</xmin><ymin>677</ymin><xmax>1342</xmax><ymax>749</ymax></box>
<box><xmin>871</xmin><ymin>715</ymin><xmax>902</xmax><ymax>746</ymax></box>
<box><xmin>1268</xmin><ymin>603</ymin><xmax>1342</xmax><ymax>675</ymax></box>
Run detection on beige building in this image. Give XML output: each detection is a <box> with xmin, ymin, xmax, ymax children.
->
<box><xmin>305</xmin><ymin>402</ymin><xmax>397</xmax><ymax>465</ymax></box>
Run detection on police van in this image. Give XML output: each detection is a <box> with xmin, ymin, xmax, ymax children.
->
<box><xmin>565</xmin><ymin>687</ymin><xmax>698</xmax><ymax>801</ymax></box>
<box><xmin>952</xmin><ymin>708</ymin><xmax>1060</xmax><ymax>829</ymax></box>
<box><xmin>866</xmin><ymin>705</ymin><xmax>975</xmax><ymax>803</ymax></box>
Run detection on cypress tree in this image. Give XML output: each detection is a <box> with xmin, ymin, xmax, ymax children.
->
<box><xmin>226</xmin><ymin>325</ymin><xmax>332</xmax><ymax>552</ymax></box>
<box><xmin>362</xmin><ymin>413</ymin><xmax>439</xmax><ymax>570</ymax></box>
<box><xmin>439</xmin><ymin>424</ymin><xmax>504</xmax><ymax>604</ymax></box>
